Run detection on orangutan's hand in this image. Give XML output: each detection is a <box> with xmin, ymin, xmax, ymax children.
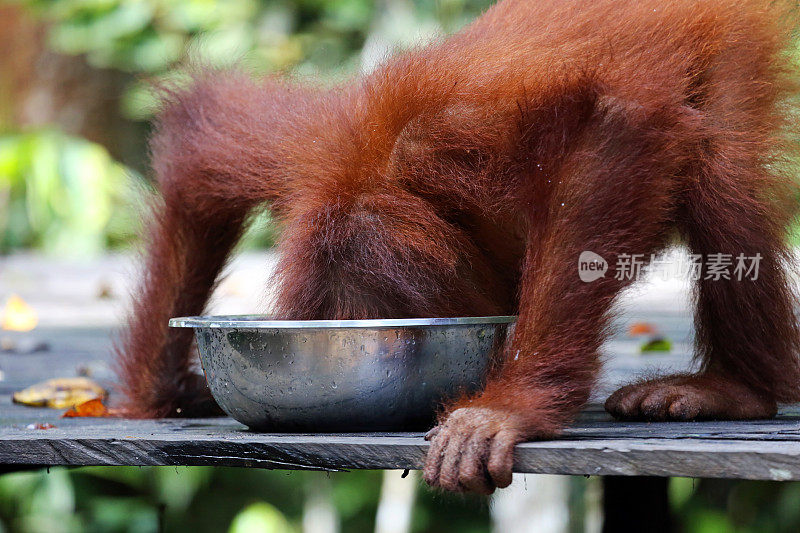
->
<box><xmin>422</xmin><ymin>407</ymin><xmax>526</xmax><ymax>495</ymax></box>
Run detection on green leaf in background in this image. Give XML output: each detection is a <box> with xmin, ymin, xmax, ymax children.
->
<box><xmin>17</xmin><ymin>0</ymin><xmax>495</xmax><ymax>120</ymax></box>
<box><xmin>0</xmin><ymin>130</ymin><xmax>140</xmax><ymax>256</ymax></box>
<box><xmin>0</xmin><ymin>469</ymin><xmax>82</xmax><ymax>533</ymax></box>
<box><xmin>5</xmin><ymin>0</ymin><xmax>498</xmax><ymax>253</ymax></box>
<box><xmin>640</xmin><ymin>336</ymin><xmax>673</xmax><ymax>354</ymax></box>
<box><xmin>229</xmin><ymin>502</ymin><xmax>295</xmax><ymax>533</ymax></box>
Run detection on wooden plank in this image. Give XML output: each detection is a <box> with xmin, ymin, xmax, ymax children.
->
<box><xmin>3</xmin><ymin>318</ymin><xmax>800</xmax><ymax>480</ymax></box>
<box><xmin>3</xmin><ymin>398</ymin><xmax>800</xmax><ymax>480</ymax></box>
<box><xmin>4</xmin><ymin>424</ymin><xmax>800</xmax><ymax>480</ymax></box>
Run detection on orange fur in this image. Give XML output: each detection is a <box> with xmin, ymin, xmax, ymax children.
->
<box><xmin>117</xmin><ymin>0</ymin><xmax>800</xmax><ymax>492</ymax></box>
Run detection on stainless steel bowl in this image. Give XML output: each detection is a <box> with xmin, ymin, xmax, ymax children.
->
<box><xmin>169</xmin><ymin>315</ymin><xmax>516</xmax><ymax>431</ymax></box>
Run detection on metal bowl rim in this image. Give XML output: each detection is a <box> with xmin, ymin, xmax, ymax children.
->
<box><xmin>169</xmin><ymin>315</ymin><xmax>517</xmax><ymax>329</ymax></box>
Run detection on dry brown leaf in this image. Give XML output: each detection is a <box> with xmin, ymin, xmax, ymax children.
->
<box><xmin>62</xmin><ymin>398</ymin><xmax>109</xmax><ymax>418</ymax></box>
<box><xmin>13</xmin><ymin>377</ymin><xmax>106</xmax><ymax>409</ymax></box>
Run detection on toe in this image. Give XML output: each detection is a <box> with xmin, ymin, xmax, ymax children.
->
<box><xmin>604</xmin><ymin>386</ymin><xmax>629</xmax><ymax>414</ymax></box>
<box><xmin>616</xmin><ymin>386</ymin><xmax>653</xmax><ymax>418</ymax></box>
<box><xmin>667</xmin><ymin>394</ymin><xmax>701</xmax><ymax>420</ymax></box>
<box><xmin>639</xmin><ymin>388</ymin><xmax>680</xmax><ymax>420</ymax></box>
<box><xmin>606</xmin><ymin>383</ymin><xmax>652</xmax><ymax>419</ymax></box>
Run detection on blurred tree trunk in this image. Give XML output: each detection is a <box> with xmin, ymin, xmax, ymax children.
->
<box><xmin>375</xmin><ymin>470</ymin><xmax>417</xmax><ymax>533</ymax></box>
<box><xmin>492</xmin><ymin>474</ymin><xmax>570</xmax><ymax>533</ymax></box>
<box><xmin>0</xmin><ymin>4</ymin><xmax>148</xmax><ymax>172</ymax></box>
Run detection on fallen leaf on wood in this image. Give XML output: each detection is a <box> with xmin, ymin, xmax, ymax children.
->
<box><xmin>26</xmin><ymin>423</ymin><xmax>55</xmax><ymax>430</ymax></box>
<box><xmin>1</xmin><ymin>295</ymin><xmax>38</xmax><ymax>332</ymax></box>
<box><xmin>13</xmin><ymin>377</ymin><xmax>106</xmax><ymax>409</ymax></box>
<box><xmin>0</xmin><ymin>336</ymin><xmax>50</xmax><ymax>354</ymax></box>
<box><xmin>62</xmin><ymin>398</ymin><xmax>109</xmax><ymax>417</ymax></box>
<box><xmin>96</xmin><ymin>280</ymin><xmax>114</xmax><ymax>300</ymax></box>
<box><xmin>628</xmin><ymin>322</ymin><xmax>657</xmax><ymax>336</ymax></box>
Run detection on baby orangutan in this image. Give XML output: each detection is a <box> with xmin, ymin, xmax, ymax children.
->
<box><xmin>117</xmin><ymin>0</ymin><xmax>800</xmax><ymax>494</ymax></box>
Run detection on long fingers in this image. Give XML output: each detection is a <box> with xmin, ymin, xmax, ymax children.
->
<box><xmin>437</xmin><ymin>431</ymin><xmax>470</xmax><ymax>492</ymax></box>
<box><xmin>487</xmin><ymin>430</ymin><xmax>517</xmax><ymax>488</ymax></box>
<box><xmin>457</xmin><ymin>431</ymin><xmax>497</xmax><ymax>495</ymax></box>
<box><xmin>424</xmin><ymin>424</ymin><xmax>518</xmax><ymax>494</ymax></box>
<box><xmin>423</xmin><ymin>427</ymin><xmax>449</xmax><ymax>487</ymax></box>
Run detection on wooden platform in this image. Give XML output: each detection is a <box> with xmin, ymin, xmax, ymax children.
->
<box><xmin>3</xmin><ymin>399</ymin><xmax>800</xmax><ymax>480</ymax></box>
<box><xmin>2</xmin><ymin>314</ymin><xmax>800</xmax><ymax>481</ymax></box>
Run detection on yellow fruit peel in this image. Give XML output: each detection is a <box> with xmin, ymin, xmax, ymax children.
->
<box><xmin>12</xmin><ymin>377</ymin><xmax>107</xmax><ymax>409</ymax></box>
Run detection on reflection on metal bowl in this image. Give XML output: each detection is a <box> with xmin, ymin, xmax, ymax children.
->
<box><xmin>170</xmin><ymin>315</ymin><xmax>516</xmax><ymax>431</ymax></box>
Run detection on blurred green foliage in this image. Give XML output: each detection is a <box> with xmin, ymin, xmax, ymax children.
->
<box><xmin>6</xmin><ymin>467</ymin><xmax>800</xmax><ymax>533</ymax></box>
<box><xmin>0</xmin><ymin>130</ymin><xmax>139</xmax><ymax>255</ymax></box>
<box><xmin>671</xmin><ymin>478</ymin><xmax>800</xmax><ymax>533</ymax></box>
<box><xmin>18</xmin><ymin>0</ymin><xmax>494</xmax><ymax>120</ymax></box>
<box><xmin>3</xmin><ymin>0</ymin><xmax>799</xmax><ymax>253</ymax></box>
<box><xmin>0</xmin><ymin>466</ymin><xmax>493</xmax><ymax>533</ymax></box>
<box><xmin>229</xmin><ymin>502</ymin><xmax>294</xmax><ymax>533</ymax></box>
<box><xmin>2</xmin><ymin>0</ymin><xmax>494</xmax><ymax>254</ymax></box>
